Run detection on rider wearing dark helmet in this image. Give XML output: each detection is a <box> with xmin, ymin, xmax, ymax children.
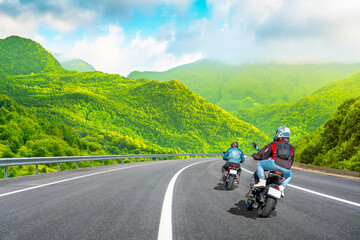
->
<box><xmin>252</xmin><ymin>126</ymin><xmax>294</xmax><ymax>196</ymax></box>
<box><xmin>221</xmin><ymin>142</ymin><xmax>245</xmax><ymax>184</ymax></box>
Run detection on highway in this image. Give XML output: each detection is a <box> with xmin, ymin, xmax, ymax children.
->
<box><xmin>0</xmin><ymin>157</ymin><xmax>359</xmax><ymax>240</ymax></box>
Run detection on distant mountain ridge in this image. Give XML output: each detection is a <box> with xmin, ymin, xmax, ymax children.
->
<box><xmin>51</xmin><ymin>52</ymin><xmax>96</xmax><ymax>72</ymax></box>
<box><xmin>128</xmin><ymin>60</ymin><xmax>360</xmax><ymax>111</ymax></box>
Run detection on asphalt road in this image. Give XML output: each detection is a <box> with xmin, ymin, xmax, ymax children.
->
<box><xmin>0</xmin><ymin>157</ymin><xmax>359</xmax><ymax>240</ymax></box>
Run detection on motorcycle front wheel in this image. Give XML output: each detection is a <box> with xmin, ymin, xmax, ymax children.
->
<box><xmin>258</xmin><ymin>197</ymin><xmax>276</xmax><ymax>217</ymax></box>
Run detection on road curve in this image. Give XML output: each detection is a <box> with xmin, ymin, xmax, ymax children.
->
<box><xmin>0</xmin><ymin>157</ymin><xmax>359</xmax><ymax>240</ymax></box>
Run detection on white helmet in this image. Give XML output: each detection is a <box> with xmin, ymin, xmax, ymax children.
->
<box><xmin>275</xmin><ymin>126</ymin><xmax>291</xmax><ymax>140</ymax></box>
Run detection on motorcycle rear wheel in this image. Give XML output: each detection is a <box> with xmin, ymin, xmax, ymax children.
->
<box><xmin>227</xmin><ymin>175</ymin><xmax>234</xmax><ymax>190</ymax></box>
<box><xmin>258</xmin><ymin>197</ymin><xmax>276</xmax><ymax>217</ymax></box>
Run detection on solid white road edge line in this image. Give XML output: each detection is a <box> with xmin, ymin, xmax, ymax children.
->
<box><xmin>158</xmin><ymin>159</ymin><xmax>214</xmax><ymax>240</ymax></box>
<box><xmin>0</xmin><ymin>164</ymin><xmax>152</xmax><ymax>198</ymax></box>
<box><xmin>241</xmin><ymin>167</ymin><xmax>360</xmax><ymax>207</ymax></box>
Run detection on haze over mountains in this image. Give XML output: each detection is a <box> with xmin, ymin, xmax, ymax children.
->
<box><xmin>128</xmin><ymin>60</ymin><xmax>360</xmax><ymax>112</ymax></box>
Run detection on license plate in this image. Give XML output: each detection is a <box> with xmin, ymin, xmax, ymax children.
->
<box><xmin>267</xmin><ymin>187</ymin><xmax>282</xmax><ymax>199</ymax></box>
<box><xmin>229</xmin><ymin>169</ymin><xmax>237</xmax><ymax>175</ymax></box>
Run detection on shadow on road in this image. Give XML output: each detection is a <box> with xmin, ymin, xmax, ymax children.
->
<box><xmin>227</xmin><ymin>200</ymin><xmax>277</xmax><ymax>219</ymax></box>
<box><xmin>213</xmin><ymin>182</ymin><xmax>239</xmax><ymax>191</ymax></box>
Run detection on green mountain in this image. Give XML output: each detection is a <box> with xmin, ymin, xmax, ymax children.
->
<box><xmin>128</xmin><ymin>60</ymin><xmax>360</xmax><ymax>111</ymax></box>
<box><xmin>59</xmin><ymin>59</ymin><xmax>96</xmax><ymax>72</ymax></box>
<box><xmin>0</xmin><ymin>36</ymin><xmax>270</xmax><ymax>156</ymax></box>
<box><xmin>295</xmin><ymin>97</ymin><xmax>360</xmax><ymax>171</ymax></box>
<box><xmin>0</xmin><ymin>36</ymin><xmax>63</xmax><ymax>75</ymax></box>
<box><xmin>233</xmin><ymin>72</ymin><xmax>360</xmax><ymax>143</ymax></box>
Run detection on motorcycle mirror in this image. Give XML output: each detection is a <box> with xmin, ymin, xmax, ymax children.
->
<box><xmin>222</xmin><ymin>151</ymin><xmax>226</xmax><ymax>155</ymax></box>
<box><xmin>252</xmin><ymin>142</ymin><xmax>259</xmax><ymax>151</ymax></box>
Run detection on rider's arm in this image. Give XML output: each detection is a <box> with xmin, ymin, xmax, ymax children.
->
<box><xmin>240</xmin><ymin>151</ymin><xmax>245</xmax><ymax>163</ymax></box>
<box><xmin>223</xmin><ymin>149</ymin><xmax>229</xmax><ymax>161</ymax></box>
<box><xmin>290</xmin><ymin>145</ymin><xmax>295</xmax><ymax>167</ymax></box>
<box><xmin>252</xmin><ymin>143</ymin><xmax>273</xmax><ymax>160</ymax></box>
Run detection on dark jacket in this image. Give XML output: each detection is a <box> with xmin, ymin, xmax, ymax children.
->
<box><xmin>252</xmin><ymin>139</ymin><xmax>295</xmax><ymax>169</ymax></box>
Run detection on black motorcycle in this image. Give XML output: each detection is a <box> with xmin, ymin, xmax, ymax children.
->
<box><xmin>223</xmin><ymin>163</ymin><xmax>241</xmax><ymax>190</ymax></box>
<box><xmin>246</xmin><ymin>143</ymin><xmax>284</xmax><ymax>217</ymax></box>
<box><xmin>246</xmin><ymin>169</ymin><xmax>284</xmax><ymax>217</ymax></box>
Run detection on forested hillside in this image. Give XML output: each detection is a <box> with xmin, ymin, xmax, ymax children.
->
<box><xmin>233</xmin><ymin>72</ymin><xmax>360</xmax><ymax>143</ymax></box>
<box><xmin>0</xmin><ymin>36</ymin><xmax>270</xmax><ymax>157</ymax></box>
<box><xmin>0</xmin><ymin>36</ymin><xmax>63</xmax><ymax>75</ymax></box>
<box><xmin>0</xmin><ymin>93</ymin><xmax>104</xmax><ymax>158</ymax></box>
<box><xmin>128</xmin><ymin>60</ymin><xmax>360</xmax><ymax>111</ymax></box>
<box><xmin>295</xmin><ymin>97</ymin><xmax>360</xmax><ymax>171</ymax></box>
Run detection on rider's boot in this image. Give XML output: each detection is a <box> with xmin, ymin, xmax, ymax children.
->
<box><xmin>279</xmin><ymin>185</ymin><xmax>285</xmax><ymax>197</ymax></box>
<box><xmin>254</xmin><ymin>178</ymin><xmax>266</xmax><ymax>188</ymax></box>
<box><xmin>235</xmin><ymin>175</ymin><xmax>240</xmax><ymax>184</ymax></box>
<box><xmin>245</xmin><ymin>188</ymin><xmax>254</xmax><ymax>198</ymax></box>
<box><xmin>220</xmin><ymin>172</ymin><xmax>225</xmax><ymax>181</ymax></box>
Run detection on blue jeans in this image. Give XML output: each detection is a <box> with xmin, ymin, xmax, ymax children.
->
<box><xmin>256</xmin><ymin>159</ymin><xmax>292</xmax><ymax>187</ymax></box>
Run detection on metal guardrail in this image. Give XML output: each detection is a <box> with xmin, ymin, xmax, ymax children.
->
<box><xmin>0</xmin><ymin>153</ymin><xmax>222</xmax><ymax>179</ymax></box>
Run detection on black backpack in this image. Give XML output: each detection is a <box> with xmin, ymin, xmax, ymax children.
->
<box><xmin>276</xmin><ymin>142</ymin><xmax>292</xmax><ymax>160</ymax></box>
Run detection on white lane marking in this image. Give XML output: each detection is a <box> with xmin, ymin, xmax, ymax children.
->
<box><xmin>158</xmin><ymin>159</ymin><xmax>213</xmax><ymax>240</ymax></box>
<box><xmin>241</xmin><ymin>166</ymin><xmax>360</xmax><ymax>207</ymax></box>
<box><xmin>0</xmin><ymin>164</ymin><xmax>151</xmax><ymax>198</ymax></box>
<box><xmin>287</xmin><ymin>184</ymin><xmax>360</xmax><ymax>207</ymax></box>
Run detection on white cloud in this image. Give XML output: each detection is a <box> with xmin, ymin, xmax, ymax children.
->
<box><xmin>64</xmin><ymin>24</ymin><xmax>202</xmax><ymax>76</ymax></box>
<box><xmin>0</xmin><ymin>12</ymin><xmax>38</xmax><ymax>38</ymax></box>
<box><xmin>168</xmin><ymin>0</ymin><xmax>360</xmax><ymax>64</ymax></box>
<box><xmin>32</xmin><ymin>33</ymin><xmax>46</xmax><ymax>45</ymax></box>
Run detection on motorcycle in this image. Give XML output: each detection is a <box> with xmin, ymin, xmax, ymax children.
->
<box><xmin>246</xmin><ymin>143</ymin><xmax>284</xmax><ymax>217</ymax></box>
<box><xmin>223</xmin><ymin>163</ymin><xmax>241</xmax><ymax>190</ymax></box>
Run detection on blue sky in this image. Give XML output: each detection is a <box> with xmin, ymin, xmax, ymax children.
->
<box><xmin>1</xmin><ymin>0</ymin><xmax>360</xmax><ymax>76</ymax></box>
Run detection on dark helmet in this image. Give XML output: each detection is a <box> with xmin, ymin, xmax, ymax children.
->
<box><xmin>231</xmin><ymin>142</ymin><xmax>239</xmax><ymax>148</ymax></box>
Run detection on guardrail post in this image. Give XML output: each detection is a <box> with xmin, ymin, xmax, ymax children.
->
<box><xmin>121</xmin><ymin>159</ymin><xmax>123</xmax><ymax>164</ymax></box>
<box><xmin>76</xmin><ymin>161</ymin><xmax>78</xmax><ymax>169</ymax></box>
<box><xmin>4</xmin><ymin>166</ymin><xmax>8</xmax><ymax>179</ymax></box>
<box><xmin>113</xmin><ymin>159</ymin><xmax>114</xmax><ymax>165</ymax></box>
<box><xmin>58</xmin><ymin>162</ymin><xmax>61</xmax><ymax>172</ymax></box>
<box><xmin>90</xmin><ymin>161</ymin><xmax>92</xmax><ymax>168</ymax></box>
<box><xmin>102</xmin><ymin>160</ymin><xmax>104</xmax><ymax>166</ymax></box>
<box><xmin>36</xmin><ymin>164</ymin><xmax>38</xmax><ymax>175</ymax></box>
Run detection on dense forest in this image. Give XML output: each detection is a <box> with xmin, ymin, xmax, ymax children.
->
<box><xmin>233</xmin><ymin>72</ymin><xmax>360</xmax><ymax>143</ymax></box>
<box><xmin>295</xmin><ymin>97</ymin><xmax>360</xmax><ymax>171</ymax></box>
<box><xmin>0</xmin><ymin>36</ymin><xmax>64</xmax><ymax>75</ymax></box>
<box><xmin>128</xmin><ymin>60</ymin><xmax>360</xmax><ymax>111</ymax></box>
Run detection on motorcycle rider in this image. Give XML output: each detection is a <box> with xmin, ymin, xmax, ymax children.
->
<box><xmin>252</xmin><ymin>126</ymin><xmax>294</xmax><ymax>197</ymax></box>
<box><xmin>221</xmin><ymin>142</ymin><xmax>245</xmax><ymax>184</ymax></box>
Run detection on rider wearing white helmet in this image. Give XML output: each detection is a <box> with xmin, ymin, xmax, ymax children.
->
<box><xmin>252</xmin><ymin>126</ymin><xmax>294</xmax><ymax>197</ymax></box>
